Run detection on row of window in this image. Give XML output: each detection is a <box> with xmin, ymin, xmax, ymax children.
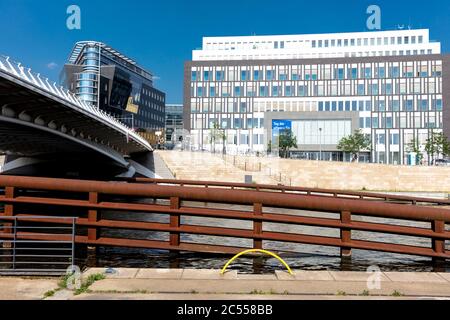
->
<box><xmin>360</xmin><ymin>112</ymin><xmax>442</xmax><ymax>130</ymax></box>
<box><xmin>318</xmin><ymin>99</ymin><xmax>443</xmax><ymax>112</ymax></box>
<box><xmin>203</xmin><ymin>34</ymin><xmax>426</xmax><ymax>51</ymax></box>
<box><xmin>191</xmin><ymin>62</ymin><xmax>442</xmax><ymax>82</ymax></box>
<box><xmin>192</xmin><ymin>80</ymin><xmax>442</xmax><ymax>98</ymax></box>
<box><xmin>141</xmin><ymin>87</ymin><xmax>165</xmax><ymax>102</ymax></box>
<box><xmin>374</xmin><ymin>133</ymin><xmax>400</xmax><ymax>145</ymax></box>
<box><xmin>311</xmin><ymin>35</ymin><xmax>424</xmax><ymax>49</ymax></box>
<box><xmin>196</xmin><ymin>49</ymin><xmax>435</xmax><ymax>61</ymax></box>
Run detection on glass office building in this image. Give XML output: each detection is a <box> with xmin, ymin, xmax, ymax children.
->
<box><xmin>61</xmin><ymin>41</ymin><xmax>165</xmax><ymax>145</ymax></box>
<box><xmin>165</xmin><ymin>104</ymin><xmax>184</xmax><ymax>147</ymax></box>
<box><xmin>185</xmin><ymin>29</ymin><xmax>449</xmax><ymax>164</ymax></box>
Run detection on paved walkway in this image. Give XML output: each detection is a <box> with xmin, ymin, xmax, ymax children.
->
<box><xmin>0</xmin><ymin>277</ymin><xmax>58</xmax><ymax>300</ymax></box>
<box><xmin>2</xmin><ymin>268</ymin><xmax>450</xmax><ymax>300</ymax></box>
<box><xmin>74</xmin><ymin>268</ymin><xmax>450</xmax><ymax>300</ymax></box>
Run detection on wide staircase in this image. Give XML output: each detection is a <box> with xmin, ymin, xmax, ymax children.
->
<box><xmin>155</xmin><ymin>150</ymin><xmax>278</xmax><ymax>184</ymax></box>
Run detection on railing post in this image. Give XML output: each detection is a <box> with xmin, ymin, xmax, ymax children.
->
<box><xmin>88</xmin><ymin>192</ymin><xmax>99</xmax><ymax>242</ymax></box>
<box><xmin>340</xmin><ymin>211</ymin><xmax>352</xmax><ymax>258</ymax></box>
<box><xmin>432</xmin><ymin>220</ymin><xmax>445</xmax><ymax>266</ymax></box>
<box><xmin>2</xmin><ymin>187</ymin><xmax>15</xmax><ymax>248</ymax></box>
<box><xmin>86</xmin><ymin>192</ymin><xmax>99</xmax><ymax>266</ymax></box>
<box><xmin>170</xmin><ymin>197</ymin><xmax>181</xmax><ymax>249</ymax></box>
<box><xmin>253</xmin><ymin>203</ymin><xmax>263</xmax><ymax>249</ymax></box>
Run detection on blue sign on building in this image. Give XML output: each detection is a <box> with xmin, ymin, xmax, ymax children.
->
<box><xmin>272</xmin><ymin>119</ymin><xmax>292</xmax><ymax>130</ymax></box>
<box><xmin>272</xmin><ymin>120</ymin><xmax>293</xmax><ymax>147</ymax></box>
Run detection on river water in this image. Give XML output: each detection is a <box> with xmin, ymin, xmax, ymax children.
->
<box><xmin>78</xmin><ymin>199</ymin><xmax>450</xmax><ymax>273</ymax></box>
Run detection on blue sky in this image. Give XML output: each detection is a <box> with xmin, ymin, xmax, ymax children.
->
<box><xmin>1</xmin><ymin>0</ymin><xmax>450</xmax><ymax>103</ymax></box>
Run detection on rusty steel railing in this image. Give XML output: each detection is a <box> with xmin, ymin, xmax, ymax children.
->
<box><xmin>0</xmin><ymin>175</ymin><xmax>449</xmax><ymax>262</ymax></box>
<box><xmin>119</xmin><ymin>177</ymin><xmax>450</xmax><ymax>207</ymax></box>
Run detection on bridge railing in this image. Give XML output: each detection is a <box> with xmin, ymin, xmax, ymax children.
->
<box><xmin>0</xmin><ymin>55</ymin><xmax>151</xmax><ymax>151</ymax></box>
<box><xmin>119</xmin><ymin>177</ymin><xmax>450</xmax><ymax>207</ymax></box>
<box><xmin>0</xmin><ymin>175</ymin><xmax>448</xmax><ymax>262</ymax></box>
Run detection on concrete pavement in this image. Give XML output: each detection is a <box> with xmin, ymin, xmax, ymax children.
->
<box><xmin>76</xmin><ymin>268</ymin><xmax>450</xmax><ymax>300</ymax></box>
<box><xmin>0</xmin><ymin>277</ymin><xmax>58</xmax><ymax>300</ymax></box>
<box><xmin>2</xmin><ymin>268</ymin><xmax>450</xmax><ymax>300</ymax></box>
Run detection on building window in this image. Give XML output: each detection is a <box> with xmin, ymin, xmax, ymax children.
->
<box><xmin>386</xmin><ymin>117</ymin><xmax>393</xmax><ymax>128</ymax></box>
<box><xmin>406</xmin><ymin>100</ymin><xmax>414</xmax><ymax>111</ymax></box>
<box><xmin>191</xmin><ymin>71</ymin><xmax>197</xmax><ymax>81</ymax></box>
<box><xmin>254</xmin><ymin>70</ymin><xmax>260</xmax><ymax>80</ymax></box>
<box><xmin>332</xmin><ymin>101</ymin><xmax>337</xmax><ymax>111</ymax></box>
<box><xmin>345</xmin><ymin>101</ymin><xmax>350</xmax><ymax>111</ymax></box>
<box><xmin>216</xmin><ymin>71</ymin><xmax>224</xmax><ymax>81</ymax></box>
<box><xmin>392</xmin><ymin>100</ymin><xmax>400</xmax><ymax>111</ymax></box>
<box><xmin>259</xmin><ymin>86</ymin><xmax>268</xmax><ymax>97</ymax></box>
<box><xmin>298</xmin><ymin>85</ymin><xmax>306</xmax><ymax>96</ymax></box>
<box><xmin>337</xmin><ymin>68</ymin><xmax>344</xmax><ymax>80</ymax></box>
<box><xmin>372</xmin><ymin>117</ymin><xmax>379</xmax><ymax>128</ymax></box>
<box><xmin>436</xmin><ymin>99</ymin><xmax>443</xmax><ymax>111</ymax></box>
<box><xmin>204</xmin><ymin>71</ymin><xmax>210</xmax><ymax>81</ymax></box>
<box><xmin>358</xmin><ymin>84</ymin><xmax>365</xmax><ymax>95</ymax></box>
<box><xmin>359</xmin><ymin>117</ymin><xmax>365</xmax><ymax>128</ymax></box>
<box><xmin>285</xmin><ymin>86</ymin><xmax>293</xmax><ymax>96</ymax></box>
<box><xmin>241</xmin><ymin>70</ymin><xmax>248</xmax><ymax>81</ymax></box>
<box><xmin>420</xmin><ymin>99</ymin><xmax>428</xmax><ymax>111</ymax></box>
<box><xmin>266</xmin><ymin>70</ymin><xmax>274</xmax><ymax>80</ymax></box>
<box><xmin>272</xmin><ymin>86</ymin><xmax>279</xmax><ymax>97</ymax></box>
<box><xmin>391</xmin><ymin>66</ymin><xmax>400</xmax><ymax>78</ymax></box>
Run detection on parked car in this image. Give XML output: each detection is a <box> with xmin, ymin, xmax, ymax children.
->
<box><xmin>432</xmin><ymin>159</ymin><xmax>450</xmax><ymax>166</ymax></box>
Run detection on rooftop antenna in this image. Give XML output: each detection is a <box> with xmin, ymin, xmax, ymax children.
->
<box><xmin>397</xmin><ymin>24</ymin><xmax>405</xmax><ymax>30</ymax></box>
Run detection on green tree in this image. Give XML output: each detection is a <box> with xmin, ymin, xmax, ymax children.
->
<box><xmin>209</xmin><ymin>122</ymin><xmax>224</xmax><ymax>154</ymax></box>
<box><xmin>267</xmin><ymin>140</ymin><xmax>272</xmax><ymax>155</ymax></box>
<box><xmin>406</xmin><ymin>137</ymin><xmax>423</xmax><ymax>165</ymax></box>
<box><xmin>278</xmin><ymin>130</ymin><xmax>297</xmax><ymax>158</ymax></box>
<box><xmin>425</xmin><ymin>132</ymin><xmax>450</xmax><ymax>164</ymax></box>
<box><xmin>337</xmin><ymin>129</ymin><xmax>371</xmax><ymax>162</ymax></box>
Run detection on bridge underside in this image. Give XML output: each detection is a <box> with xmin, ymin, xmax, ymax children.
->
<box><xmin>0</xmin><ymin>119</ymin><xmax>157</xmax><ymax>179</ymax></box>
<box><xmin>0</xmin><ymin>65</ymin><xmax>156</xmax><ymax>179</ymax></box>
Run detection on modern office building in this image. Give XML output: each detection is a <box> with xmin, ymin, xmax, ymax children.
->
<box><xmin>164</xmin><ymin>104</ymin><xmax>184</xmax><ymax>146</ymax></box>
<box><xmin>185</xmin><ymin>29</ymin><xmax>449</xmax><ymax>164</ymax></box>
<box><xmin>61</xmin><ymin>41</ymin><xmax>166</xmax><ymax>146</ymax></box>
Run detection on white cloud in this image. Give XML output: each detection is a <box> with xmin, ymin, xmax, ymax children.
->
<box><xmin>47</xmin><ymin>62</ymin><xmax>58</xmax><ymax>70</ymax></box>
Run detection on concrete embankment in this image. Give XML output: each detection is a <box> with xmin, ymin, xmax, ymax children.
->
<box><xmin>156</xmin><ymin>150</ymin><xmax>450</xmax><ymax>192</ymax></box>
<box><xmin>2</xmin><ymin>268</ymin><xmax>444</xmax><ymax>300</ymax></box>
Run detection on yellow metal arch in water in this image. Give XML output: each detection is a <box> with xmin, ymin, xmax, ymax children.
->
<box><xmin>220</xmin><ymin>249</ymin><xmax>293</xmax><ymax>275</ymax></box>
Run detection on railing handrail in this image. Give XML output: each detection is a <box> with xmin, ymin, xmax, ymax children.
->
<box><xmin>120</xmin><ymin>177</ymin><xmax>450</xmax><ymax>206</ymax></box>
<box><xmin>1</xmin><ymin>175</ymin><xmax>450</xmax><ymax>222</ymax></box>
<box><xmin>0</xmin><ymin>55</ymin><xmax>151</xmax><ymax>151</ymax></box>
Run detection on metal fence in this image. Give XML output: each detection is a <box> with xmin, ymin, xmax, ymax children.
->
<box><xmin>0</xmin><ymin>175</ymin><xmax>448</xmax><ymax>263</ymax></box>
<box><xmin>0</xmin><ymin>216</ymin><xmax>76</xmax><ymax>276</ymax></box>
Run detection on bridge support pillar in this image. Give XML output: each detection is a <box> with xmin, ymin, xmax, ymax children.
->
<box><xmin>340</xmin><ymin>211</ymin><xmax>352</xmax><ymax>258</ymax></box>
<box><xmin>431</xmin><ymin>220</ymin><xmax>446</xmax><ymax>270</ymax></box>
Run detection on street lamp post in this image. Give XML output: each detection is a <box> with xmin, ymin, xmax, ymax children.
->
<box><xmin>319</xmin><ymin>127</ymin><xmax>322</xmax><ymax>161</ymax></box>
